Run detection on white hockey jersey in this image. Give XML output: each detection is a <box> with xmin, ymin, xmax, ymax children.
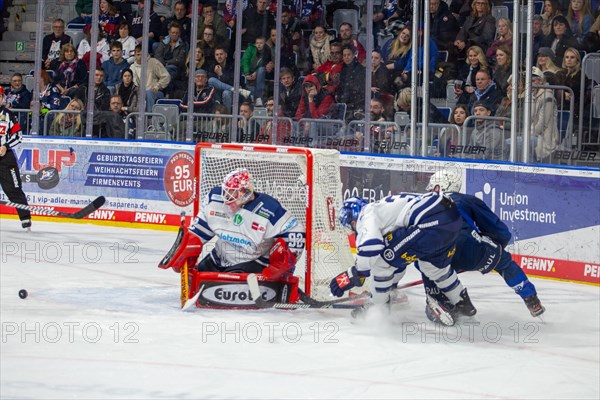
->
<box><xmin>354</xmin><ymin>192</ymin><xmax>450</xmax><ymax>273</ymax></box>
<box><xmin>189</xmin><ymin>188</ymin><xmax>305</xmax><ymax>268</ymax></box>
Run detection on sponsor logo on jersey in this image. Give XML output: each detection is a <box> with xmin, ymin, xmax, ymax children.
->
<box><xmin>401</xmin><ymin>252</ymin><xmax>418</xmax><ymax>264</ymax></box>
<box><xmin>383</xmin><ymin>249</ymin><xmax>394</xmax><ymax>261</ymax></box>
<box><xmin>233</xmin><ymin>214</ymin><xmax>243</xmax><ymax>225</ymax></box>
<box><xmin>209</xmin><ymin>210</ymin><xmax>228</xmax><ymax>219</ymax></box>
<box><xmin>447</xmin><ymin>247</ymin><xmax>456</xmax><ymax>258</ymax></box>
<box><xmin>251</xmin><ymin>221</ymin><xmax>265</xmax><ymax>232</ymax></box>
<box><xmin>282</xmin><ymin>217</ymin><xmax>298</xmax><ymax>232</ymax></box>
<box><xmin>201</xmin><ymin>284</ymin><xmax>277</xmax><ymax>305</ymax></box>
<box><xmin>217</xmin><ymin>233</ymin><xmax>253</xmax><ymax>248</ymax></box>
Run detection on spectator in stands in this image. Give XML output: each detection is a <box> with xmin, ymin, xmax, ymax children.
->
<box><xmin>241</xmin><ymin>36</ymin><xmax>272</xmax><ymax>103</ymax></box>
<box><xmin>197</xmin><ymin>3</ymin><xmax>228</xmax><ymax>47</ymax></box>
<box><xmin>237</xmin><ymin>101</ymin><xmax>257</xmax><ymax>142</ymax></box>
<box><xmin>43</xmin><ymin>19</ymin><xmax>72</xmax><ymax>69</ymax></box>
<box><xmin>73</xmin><ymin>0</ymin><xmax>94</xmax><ymax>25</ymax></box>
<box><xmin>449</xmin><ymin>0</ymin><xmax>474</xmax><ymax>25</ymax></box>
<box><xmin>583</xmin><ymin>14</ymin><xmax>600</xmax><ymax>52</ymax></box>
<box><xmin>438</xmin><ymin>104</ymin><xmax>469</xmax><ymax>157</ymax></box>
<box><xmin>294</xmin><ymin>73</ymin><xmax>334</xmax><ymax>120</ymax></box>
<box><xmin>77</xmin><ymin>24</ymin><xmax>110</xmax><ymax>63</ymax></box>
<box><xmin>161</xmin><ymin>1</ymin><xmax>191</xmax><ymax>44</ymax></box>
<box><xmin>314</xmin><ymin>41</ymin><xmax>344</xmax><ymax>94</ymax></box>
<box><xmin>381</xmin><ymin>25</ymin><xmax>412</xmax><ymax>90</ymax></box>
<box><xmin>242</xmin><ymin>0</ymin><xmax>275</xmax><ymax>48</ymax></box>
<box><xmin>395</xmin><ymin>87</ymin><xmax>447</xmax><ymax>125</ymax></box>
<box><xmin>531</xmin><ymin>67</ymin><xmax>560</xmax><ymax>163</ymax></box>
<box><xmin>266</xmin><ymin>27</ymin><xmax>297</xmax><ymax>76</ymax></box>
<box><xmin>335</xmin><ymin>22</ymin><xmax>366</xmax><ymax>64</ymax></box>
<box><xmin>258</xmin><ymin>96</ymin><xmax>293</xmax><ymax>145</ymax></box>
<box><xmin>486</xmin><ymin>17</ymin><xmax>512</xmax><ymax>64</ymax></box>
<box><xmin>309</xmin><ymin>25</ymin><xmax>334</xmax><ymax>70</ymax></box>
<box><xmin>103</xmin><ymin>41</ymin><xmax>129</xmax><ymax>94</ymax></box>
<box><xmin>370</xmin><ymin>49</ymin><xmax>394</xmax><ymax>118</ymax></box>
<box><xmin>4</xmin><ymin>73</ymin><xmax>31</xmax><ymax>110</ymax></box>
<box><xmin>99</xmin><ymin>0</ymin><xmax>122</xmax><ymax>41</ymax></box>
<box><xmin>469</xmin><ymin>100</ymin><xmax>506</xmax><ymax>160</ymax></box>
<box><xmin>280</xmin><ymin>7</ymin><xmax>303</xmax><ymax>71</ymax></box>
<box><xmin>285</xmin><ymin>0</ymin><xmax>324</xmax><ymax>30</ymax></box>
<box><xmin>180</xmin><ymin>69</ymin><xmax>216</xmax><ymax>113</ymax></box>
<box><xmin>545</xmin><ymin>16</ymin><xmax>580</xmax><ymax>64</ymax></box>
<box><xmin>197</xmin><ymin>103</ymin><xmax>231</xmax><ymax>143</ymax></box>
<box><xmin>75</xmin><ymin>67</ymin><xmax>111</xmax><ymax>111</ymax></box>
<box><xmin>129</xmin><ymin>0</ymin><xmax>162</xmax><ymax>52</ymax></box>
<box><xmin>208</xmin><ymin>46</ymin><xmax>252</xmax><ymax>113</ymax></box>
<box><xmin>454</xmin><ymin>0</ymin><xmax>496</xmax><ymax>56</ymax></box>
<box><xmin>461</xmin><ymin>69</ymin><xmax>502</xmax><ymax>114</ymax></box>
<box><xmin>279</xmin><ymin>67</ymin><xmax>302</xmax><ymax>119</ymax></box>
<box><xmin>454</xmin><ymin>45</ymin><xmax>488</xmax><ymax>100</ymax></box>
<box><xmin>430</xmin><ymin>0</ymin><xmax>460</xmax><ymax>62</ymax></box>
<box><xmin>555</xmin><ymin>47</ymin><xmax>583</xmax><ymax>118</ymax></box>
<box><xmin>48</xmin><ymin>98</ymin><xmax>84</xmax><ymax>136</ymax></box>
<box><xmin>536</xmin><ymin>47</ymin><xmax>563</xmax><ymax>84</ymax></box>
<box><xmin>373</xmin><ymin>0</ymin><xmax>401</xmax><ymax>47</ymax></box>
<box><xmin>154</xmin><ymin>0</ymin><xmax>175</xmax><ymax>21</ymax></box>
<box><xmin>130</xmin><ymin>45</ymin><xmax>171</xmax><ymax>112</ymax></box>
<box><xmin>566</xmin><ymin>0</ymin><xmax>594</xmax><ymax>42</ymax></box>
<box><xmin>155</xmin><ymin>21</ymin><xmax>189</xmax><ymax>86</ymax></box>
<box><xmin>32</xmin><ymin>70</ymin><xmax>61</xmax><ymax>134</ymax></box>
<box><xmin>115</xmin><ymin>68</ymin><xmax>138</xmax><ymax>114</ymax></box>
<box><xmin>542</xmin><ymin>0</ymin><xmax>563</xmax><ymax>36</ymax></box>
<box><xmin>337</xmin><ymin>44</ymin><xmax>366</xmax><ymax>121</ymax></box>
<box><xmin>51</xmin><ymin>43</ymin><xmax>88</xmax><ymax>98</ymax></box>
<box><xmin>185</xmin><ymin>45</ymin><xmax>207</xmax><ymax>78</ymax></box>
<box><xmin>5</xmin><ymin>73</ymin><xmax>32</xmax><ymax>129</ymax></box>
<box><xmin>531</xmin><ymin>15</ymin><xmax>548</xmax><ymax>57</ymax></box>
<box><xmin>117</xmin><ymin>21</ymin><xmax>137</xmax><ymax>63</ymax></box>
<box><xmin>495</xmin><ymin>72</ymin><xmax>524</xmax><ymax>131</ymax></box>
<box><xmin>403</xmin><ymin>26</ymin><xmax>439</xmax><ymax>85</ymax></box>
<box><xmin>198</xmin><ymin>25</ymin><xmax>218</xmax><ymax>66</ymax></box>
<box><xmin>91</xmin><ymin>94</ymin><xmax>126</xmax><ymax>138</ymax></box>
<box><xmin>492</xmin><ymin>46</ymin><xmax>512</xmax><ymax>97</ymax></box>
<box><xmin>224</xmin><ymin>0</ymin><xmax>249</xmax><ymax>29</ymax></box>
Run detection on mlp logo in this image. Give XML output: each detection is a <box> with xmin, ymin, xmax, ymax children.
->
<box><xmin>475</xmin><ymin>182</ymin><xmax>497</xmax><ymax>212</ymax></box>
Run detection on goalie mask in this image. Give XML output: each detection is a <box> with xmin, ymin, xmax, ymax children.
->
<box><xmin>338</xmin><ymin>197</ymin><xmax>367</xmax><ymax>233</ymax></box>
<box><xmin>222</xmin><ymin>169</ymin><xmax>254</xmax><ymax>212</ymax></box>
<box><xmin>426</xmin><ymin>170</ymin><xmax>462</xmax><ymax>193</ymax></box>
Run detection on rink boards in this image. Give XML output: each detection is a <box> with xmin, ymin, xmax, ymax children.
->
<box><xmin>0</xmin><ymin>138</ymin><xmax>598</xmax><ymax>285</ymax></box>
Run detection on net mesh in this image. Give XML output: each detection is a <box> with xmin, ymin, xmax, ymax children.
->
<box><xmin>196</xmin><ymin>144</ymin><xmax>353</xmax><ymax>300</ymax></box>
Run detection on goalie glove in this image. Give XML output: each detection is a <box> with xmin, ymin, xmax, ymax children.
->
<box><xmin>330</xmin><ymin>266</ymin><xmax>369</xmax><ymax>297</ymax></box>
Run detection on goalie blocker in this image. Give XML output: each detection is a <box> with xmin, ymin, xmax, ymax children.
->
<box><xmin>159</xmin><ymin>225</ymin><xmax>300</xmax><ymax>309</ymax></box>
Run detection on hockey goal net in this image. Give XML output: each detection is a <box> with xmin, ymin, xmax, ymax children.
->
<box><xmin>194</xmin><ymin>143</ymin><xmax>353</xmax><ymax>300</ymax></box>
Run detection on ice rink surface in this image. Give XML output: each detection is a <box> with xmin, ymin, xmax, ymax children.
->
<box><xmin>1</xmin><ymin>219</ymin><xmax>599</xmax><ymax>399</ymax></box>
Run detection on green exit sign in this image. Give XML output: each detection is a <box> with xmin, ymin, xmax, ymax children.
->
<box><xmin>16</xmin><ymin>41</ymin><xmax>25</xmax><ymax>52</ymax></box>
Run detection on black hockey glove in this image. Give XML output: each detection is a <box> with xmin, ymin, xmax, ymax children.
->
<box><xmin>330</xmin><ymin>266</ymin><xmax>369</xmax><ymax>297</ymax></box>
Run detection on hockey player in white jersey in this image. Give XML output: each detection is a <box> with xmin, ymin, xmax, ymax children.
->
<box><xmin>330</xmin><ymin>191</ymin><xmax>477</xmax><ymax>318</ymax></box>
<box><xmin>189</xmin><ymin>168</ymin><xmax>305</xmax><ymax>275</ymax></box>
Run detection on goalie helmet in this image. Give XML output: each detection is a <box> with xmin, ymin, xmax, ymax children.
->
<box><xmin>222</xmin><ymin>169</ymin><xmax>254</xmax><ymax>212</ymax></box>
<box><xmin>426</xmin><ymin>170</ymin><xmax>462</xmax><ymax>193</ymax></box>
<box><xmin>338</xmin><ymin>197</ymin><xmax>367</xmax><ymax>232</ymax></box>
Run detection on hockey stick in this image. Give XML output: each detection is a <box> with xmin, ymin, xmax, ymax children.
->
<box><xmin>247</xmin><ymin>273</ymin><xmax>369</xmax><ymax>309</ymax></box>
<box><xmin>0</xmin><ymin>196</ymin><xmax>106</xmax><ymax>219</ymax></box>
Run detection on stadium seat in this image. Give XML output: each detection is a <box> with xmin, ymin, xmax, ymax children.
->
<box><xmin>438</xmin><ymin>107</ymin><xmax>452</xmax><ymax>122</ymax></box>
<box><xmin>333</xmin><ymin>9</ymin><xmax>359</xmax><ymax>31</ymax></box>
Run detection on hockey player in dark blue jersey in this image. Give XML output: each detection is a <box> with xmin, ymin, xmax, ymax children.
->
<box><xmin>331</xmin><ymin>191</ymin><xmax>477</xmax><ymax>319</ymax></box>
<box><xmin>424</xmin><ymin>170</ymin><xmax>545</xmax><ymax>324</ymax></box>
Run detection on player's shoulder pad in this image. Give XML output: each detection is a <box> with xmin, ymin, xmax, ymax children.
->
<box><xmin>207</xmin><ymin>186</ymin><xmax>225</xmax><ymax>203</ymax></box>
<box><xmin>248</xmin><ymin>192</ymin><xmax>287</xmax><ymax>224</ymax></box>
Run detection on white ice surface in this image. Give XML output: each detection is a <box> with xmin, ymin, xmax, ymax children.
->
<box><xmin>1</xmin><ymin>219</ymin><xmax>599</xmax><ymax>399</ymax></box>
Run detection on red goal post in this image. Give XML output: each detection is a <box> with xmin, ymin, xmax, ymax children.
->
<box><xmin>193</xmin><ymin>143</ymin><xmax>353</xmax><ymax>299</ymax></box>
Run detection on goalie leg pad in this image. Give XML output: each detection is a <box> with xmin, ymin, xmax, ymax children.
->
<box><xmin>190</xmin><ymin>272</ymin><xmax>299</xmax><ymax>308</ymax></box>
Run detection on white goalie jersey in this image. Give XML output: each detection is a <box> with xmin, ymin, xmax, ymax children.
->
<box><xmin>189</xmin><ymin>187</ymin><xmax>306</xmax><ymax>268</ymax></box>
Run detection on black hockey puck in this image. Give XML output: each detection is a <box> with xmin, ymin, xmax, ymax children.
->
<box><xmin>19</xmin><ymin>289</ymin><xmax>28</xmax><ymax>299</ymax></box>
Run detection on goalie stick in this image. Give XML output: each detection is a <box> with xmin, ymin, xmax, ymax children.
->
<box><xmin>247</xmin><ymin>273</ymin><xmax>370</xmax><ymax>309</ymax></box>
<box><xmin>0</xmin><ymin>196</ymin><xmax>106</xmax><ymax>219</ymax></box>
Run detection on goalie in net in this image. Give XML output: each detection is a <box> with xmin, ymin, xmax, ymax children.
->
<box><xmin>160</xmin><ymin>169</ymin><xmax>306</xmax><ymax>308</ymax></box>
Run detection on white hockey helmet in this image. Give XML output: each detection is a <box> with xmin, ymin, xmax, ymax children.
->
<box><xmin>426</xmin><ymin>170</ymin><xmax>462</xmax><ymax>193</ymax></box>
<box><xmin>222</xmin><ymin>169</ymin><xmax>253</xmax><ymax>212</ymax></box>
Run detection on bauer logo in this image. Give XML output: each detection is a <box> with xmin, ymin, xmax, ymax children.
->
<box><xmin>202</xmin><ymin>284</ymin><xmax>277</xmax><ymax>305</ymax></box>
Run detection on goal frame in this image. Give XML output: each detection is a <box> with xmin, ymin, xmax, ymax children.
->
<box><xmin>194</xmin><ymin>142</ymin><xmax>340</xmax><ymax>297</ymax></box>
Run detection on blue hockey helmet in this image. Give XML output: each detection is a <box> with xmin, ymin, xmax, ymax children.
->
<box><xmin>338</xmin><ymin>197</ymin><xmax>367</xmax><ymax>232</ymax></box>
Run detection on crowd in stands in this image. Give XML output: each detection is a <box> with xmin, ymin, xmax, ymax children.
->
<box><xmin>0</xmin><ymin>0</ymin><xmax>599</xmax><ymax>163</ymax></box>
